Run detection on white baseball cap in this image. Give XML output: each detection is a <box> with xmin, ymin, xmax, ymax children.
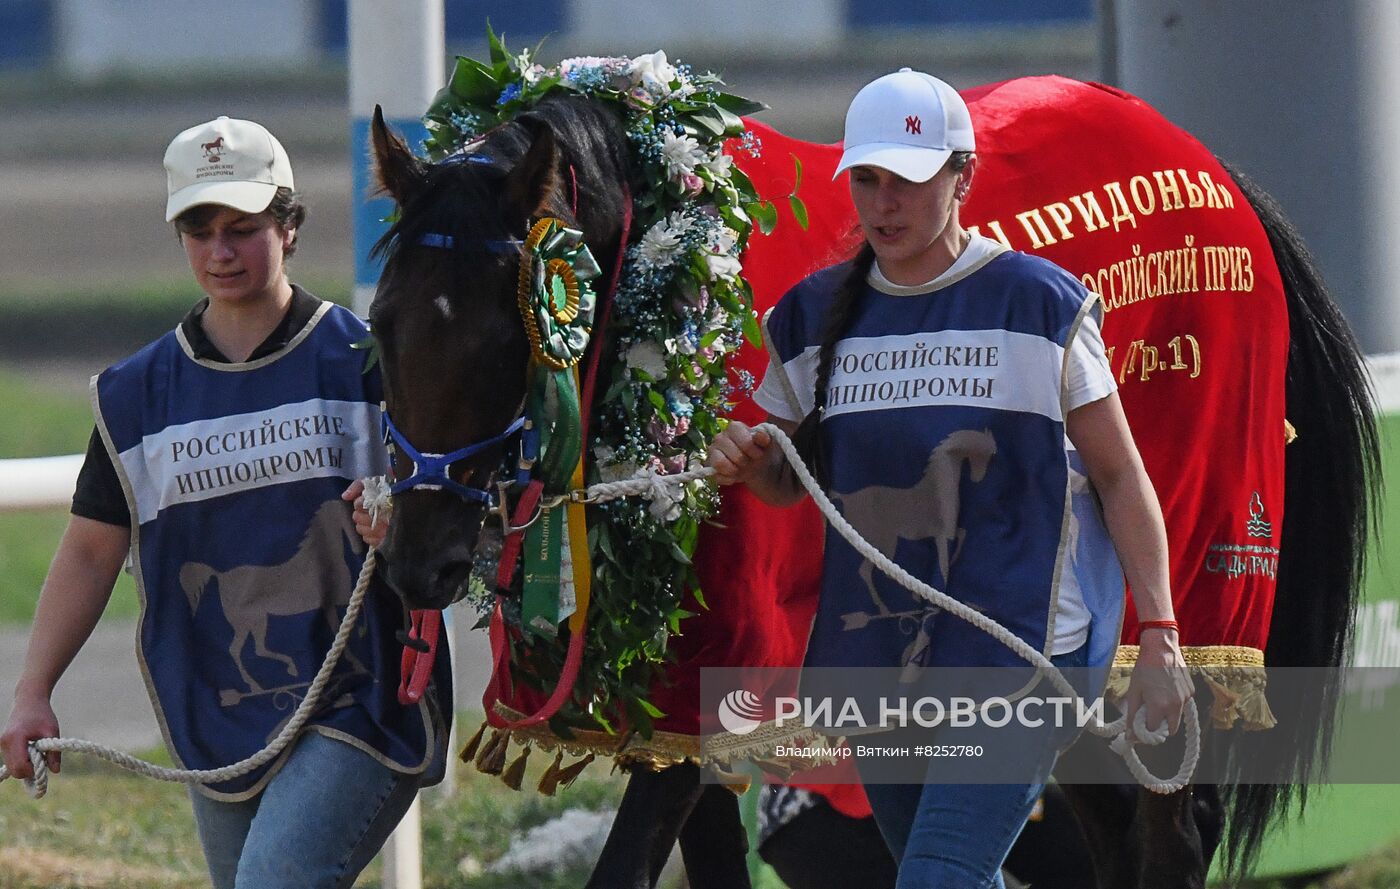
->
<box><xmin>834</xmin><ymin>68</ymin><xmax>975</xmax><ymax>183</ymax></box>
<box><xmin>163</xmin><ymin>116</ymin><xmax>294</xmax><ymax>221</ymax></box>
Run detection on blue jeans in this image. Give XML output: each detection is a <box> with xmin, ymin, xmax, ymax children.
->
<box><xmin>858</xmin><ymin>644</ymin><xmax>1090</xmax><ymax>889</ymax></box>
<box><xmin>189</xmin><ymin>732</ymin><xmax>422</xmax><ymax>889</ymax></box>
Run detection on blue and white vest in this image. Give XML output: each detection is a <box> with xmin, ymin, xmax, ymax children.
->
<box><xmin>93</xmin><ymin>301</ymin><xmax>435</xmax><ymax>800</ymax></box>
<box><xmin>763</xmin><ymin>248</ymin><xmax>1126</xmax><ymax>685</ymax></box>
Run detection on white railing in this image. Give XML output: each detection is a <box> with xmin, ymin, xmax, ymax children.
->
<box><xmin>0</xmin><ymin>455</ymin><xmax>85</xmax><ymax>513</ymax></box>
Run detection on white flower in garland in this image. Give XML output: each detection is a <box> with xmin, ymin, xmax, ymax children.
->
<box><xmin>638</xmin><ymin>211</ymin><xmax>692</xmax><ymax>267</ymax></box>
<box><xmin>628</xmin><ymin>50</ymin><xmax>678</xmax><ymax>98</ymax></box>
<box><xmin>661</xmin><ymin>130</ymin><xmax>708</xmax><ymax>180</ymax></box>
<box><xmin>559</xmin><ymin>55</ymin><xmax>626</xmax><ymax>74</ymax></box>
<box><xmin>701</xmin><ymin>152</ymin><xmax>734</xmax><ymax>179</ymax></box>
<box><xmin>703</xmin><ymin>226</ymin><xmax>744</xmax><ymax>281</ymax></box>
<box><xmin>624</xmin><ymin>340</ymin><xmax>668</xmax><ymax>379</ymax></box>
<box><xmin>594</xmin><ymin>445</ymin><xmax>642</xmax><ymax>484</ymax></box>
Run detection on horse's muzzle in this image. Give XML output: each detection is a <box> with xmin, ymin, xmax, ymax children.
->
<box><xmin>377</xmin><ymin>493</ymin><xmax>487</xmax><ymax>610</ymax></box>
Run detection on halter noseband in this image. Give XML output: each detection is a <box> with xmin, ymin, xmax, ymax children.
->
<box><xmin>382</xmin><ymin>412</ymin><xmax>526</xmax><ymax>504</ymax></box>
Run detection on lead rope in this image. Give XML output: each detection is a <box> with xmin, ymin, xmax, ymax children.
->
<box><xmin>574</xmin><ymin>423</ymin><xmax>1200</xmax><ymax>794</ymax></box>
<box><xmin>1</xmin><ymin>548</ymin><xmax>381</xmax><ymax>799</ymax></box>
<box><xmin>5</xmin><ymin>428</ymin><xmax>1199</xmax><ymax>798</ymax></box>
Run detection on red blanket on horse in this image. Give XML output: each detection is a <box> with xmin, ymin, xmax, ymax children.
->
<box><xmin>482</xmin><ymin>76</ymin><xmax>1282</xmax><ymax>774</ymax></box>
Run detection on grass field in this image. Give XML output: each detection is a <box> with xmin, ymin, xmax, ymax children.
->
<box><xmin>0</xmin><ymin>722</ymin><xmax>638</xmax><ymax>889</ymax></box>
<box><xmin>0</xmin><ymin>368</ymin><xmax>139</xmax><ymax>622</ymax></box>
<box><xmin>0</xmin><ymin>750</ymin><xmax>1395</xmax><ymax>889</ymax></box>
<box><xmin>0</xmin><ymin>279</ymin><xmax>352</xmax><ymax>362</ymax></box>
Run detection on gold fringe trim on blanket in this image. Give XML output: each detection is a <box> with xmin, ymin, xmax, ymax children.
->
<box><xmin>459</xmin><ymin>703</ymin><xmax>841</xmax><ymax>795</ymax></box>
<box><xmin>1109</xmin><ymin>644</ymin><xmax>1276</xmax><ymax>730</ymax></box>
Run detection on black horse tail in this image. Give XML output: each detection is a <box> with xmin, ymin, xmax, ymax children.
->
<box><xmin>1214</xmin><ymin>160</ymin><xmax>1382</xmax><ymax>880</ymax></box>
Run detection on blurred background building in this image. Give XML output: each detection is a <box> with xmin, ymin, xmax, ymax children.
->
<box><xmin>1</xmin><ymin>0</ymin><xmax>1397</xmax><ymax>352</ymax></box>
<box><xmin>2</xmin><ymin>1</ymin><xmax>1094</xmax><ymax>73</ymax></box>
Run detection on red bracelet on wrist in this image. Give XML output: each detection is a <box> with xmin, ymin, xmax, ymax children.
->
<box><xmin>1138</xmin><ymin>619</ymin><xmax>1179</xmax><ymax>633</ymax></box>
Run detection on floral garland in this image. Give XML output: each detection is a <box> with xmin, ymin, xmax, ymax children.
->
<box><xmin>423</xmin><ymin>29</ymin><xmax>799</xmax><ymax>738</ymax></box>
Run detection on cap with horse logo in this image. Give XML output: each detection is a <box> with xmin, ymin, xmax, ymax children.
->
<box><xmin>163</xmin><ymin>116</ymin><xmax>294</xmax><ymax>221</ymax></box>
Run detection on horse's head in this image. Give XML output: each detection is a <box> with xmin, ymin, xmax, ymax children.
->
<box><xmin>367</xmin><ymin>106</ymin><xmax>571</xmax><ymax>609</ymax></box>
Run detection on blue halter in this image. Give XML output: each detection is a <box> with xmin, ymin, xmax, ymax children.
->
<box><xmin>382</xmin><ymin>412</ymin><xmax>527</xmax><ymax>503</ymax></box>
<box><xmin>418</xmin><ymin>232</ymin><xmax>522</xmax><ymax>253</ymax></box>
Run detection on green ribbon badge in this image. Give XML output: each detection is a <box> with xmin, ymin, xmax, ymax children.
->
<box><xmin>517</xmin><ymin>218</ymin><xmax>602</xmax><ymax>370</ymax></box>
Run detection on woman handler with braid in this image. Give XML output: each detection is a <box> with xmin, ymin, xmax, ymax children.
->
<box><xmin>707</xmin><ymin>69</ymin><xmax>1193</xmax><ymax>888</ymax></box>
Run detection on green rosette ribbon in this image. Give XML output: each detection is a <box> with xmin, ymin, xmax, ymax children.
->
<box><xmin>517</xmin><ymin>217</ymin><xmax>602</xmax><ymax>370</ymax></box>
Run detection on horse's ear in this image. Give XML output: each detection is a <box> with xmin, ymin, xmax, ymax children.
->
<box><xmin>371</xmin><ymin>105</ymin><xmax>424</xmax><ymax>205</ymax></box>
<box><xmin>505</xmin><ymin>116</ymin><xmax>560</xmax><ymax>217</ymax></box>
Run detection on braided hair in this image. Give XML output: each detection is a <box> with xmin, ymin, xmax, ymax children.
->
<box><xmin>789</xmin><ymin>152</ymin><xmax>973</xmax><ymax>488</ymax></box>
<box><xmin>789</xmin><ymin>243</ymin><xmax>875</xmax><ymax>489</ymax></box>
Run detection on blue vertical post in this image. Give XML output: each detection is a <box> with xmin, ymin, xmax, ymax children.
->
<box><xmin>348</xmin><ymin>0</ymin><xmax>445</xmax><ymax>316</ymax></box>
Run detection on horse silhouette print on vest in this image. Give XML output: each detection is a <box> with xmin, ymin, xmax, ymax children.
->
<box><xmin>833</xmin><ymin>429</ymin><xmax>997</xmax><ymax>666</ymax></box>
<box><xmin>178</xmin><ymin>500</ymin><xmax>369</xmax><ymax>708</ymax></box>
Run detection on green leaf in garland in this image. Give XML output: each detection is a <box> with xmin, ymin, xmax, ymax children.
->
<box><xmin>789</xmin><ymin>195</ymin><xmax>810</xmax><ymax>231</ymax></box>
<box><xmin>350</xmin><ymin>334</ymin><xmax>380</xmax><ymax>375</ymax></box>
<box><xmin>714</xmin><ymin>106</ymin><xmax>746</xmax><ymax>136</ymax></box>
<box><xmin>426</xmin><ymin>85</ymin><xmax>461</xmax><ymax>122</ymax></box>
<box><xmin>448</xmin><ymin>56</ymin><xmax>503</xmax><ymax>106</ymax></box>
<box><xmin>747</xmin><ymin>200</ymin><xmax>779</xmax><ymax>235</ymax></box>
<box><xmin>792</xmin><ymin>152</ymin><xmax>804</xmax><ymax>191</ymax></box>
<box><xmin>715</xmin><ymin>93</ymin><xmax>769</xmax><ymax>117</ymax></box>
<box><xmin>741</xmin><ymin>307</ymin><xmax>762</xmax><ymax>347</ymax></box>
<box><xmin>486</xmin><ymin>20</ymin><xmax>509</xmax><ymax>65</ymax></box>
<box><xmin>728</xmin><ymin>165</ymin><xmax>759</xmax><ymax>203</ymax></box>
<box><xmin>638</xmin><ymin>698</ymin><xmax>666</xmax><ymax>719</ymax></box>
<box><xmin>683</xmin><ymin>109</ymin><xmax>726</xmax><ymax>138</ymax></box>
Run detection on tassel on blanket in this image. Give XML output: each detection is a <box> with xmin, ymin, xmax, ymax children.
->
<box><xmin>501</xmin><ymin>746</ymin><xmax>531</xmax><ymax>791</ymax></box>
<box><xmin>553</xmin><ymin>753</ymin><xmax>595</xmax><ymax>790</ymax></box>
<box><xmin>537</xmin><ymin>750</ymin><xmax>566</xmax><ymax>796</ymax></box>
<box><xmin>458</xmin><ymin>721</ymin><xmax>488</xmax><ymax>763</ymax></box>
<box><xmin>706</xmin><ymin>762</ymin><xmax>751</xmax><ymax>795</ymax></box>
<box><xmin>476</xmin><ymin>730</ymin><xmax>509</xmax><ymax>775</ymax></box>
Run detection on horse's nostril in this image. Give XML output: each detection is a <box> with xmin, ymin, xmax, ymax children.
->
<box><xmin>431</xmin><ymin>561</ymin><xmax>474</xmax><ymax>605</ymax></box>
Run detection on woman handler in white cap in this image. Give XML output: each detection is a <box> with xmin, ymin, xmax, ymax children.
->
<box><xmin>708</xmin><ymin>70</ymin><xmax>1193</xmax><ymax>887</ymax></box>
<box><xmin>1</xmin><ymin>117</ymin><xmax>448</xmax><ymax>889</ymax></box>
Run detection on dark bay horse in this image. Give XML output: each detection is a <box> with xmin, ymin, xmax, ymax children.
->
<box><xmin>368</xmin><ymin>96</ymin><xmax>754</xmax><ymax>888</ymax></box>
<box><xmin>367</xmin><ymin>73</ymin><xmax>1377</xmax><ymax>889</ymax></box>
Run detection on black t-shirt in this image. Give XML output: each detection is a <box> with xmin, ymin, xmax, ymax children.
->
<box><xmin>71</xmin><ymin>286</ymin><xmax>325</xmax><ymax>527</ymax></box>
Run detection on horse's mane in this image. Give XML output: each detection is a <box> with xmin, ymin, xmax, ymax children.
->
<box><xmin>372</xmin><ymin>94</ymin><xmax>634</xmax><ymax>272</ymax></box>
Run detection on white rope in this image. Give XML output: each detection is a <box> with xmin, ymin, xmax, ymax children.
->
<box><xmin>0</xmin><ymin>549</ymin><xmax>381</xmax><ymax>799</ymax></box>
<box><xmin>585</xmin><ymin>423</ymin><xmax>1199</xmax><ymax>793</ymax></box>
<box><xmin>757</xmin><ymin>422</ymin><xmax>1200</xmax><ymax>793</ymax></box>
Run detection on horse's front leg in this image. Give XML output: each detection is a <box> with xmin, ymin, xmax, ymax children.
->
<box><xmin>1058</xmin><ymin>780</ymin><xmax>1137</xmax><ymax>888</ymax></box>
<box><xmin>677</xmin><ymin>783</ymin><xmax>751</xmax><ymax>889</ymax></box>
<box><xmin>1133</xmin><ymin>786</ymin><xmax>1209</xmax><ymax>889</ymax></box>
<box><xmin>585</xmin><ymin>762</ymin><xmax>706</xmax><ymax>889</ymax></box>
